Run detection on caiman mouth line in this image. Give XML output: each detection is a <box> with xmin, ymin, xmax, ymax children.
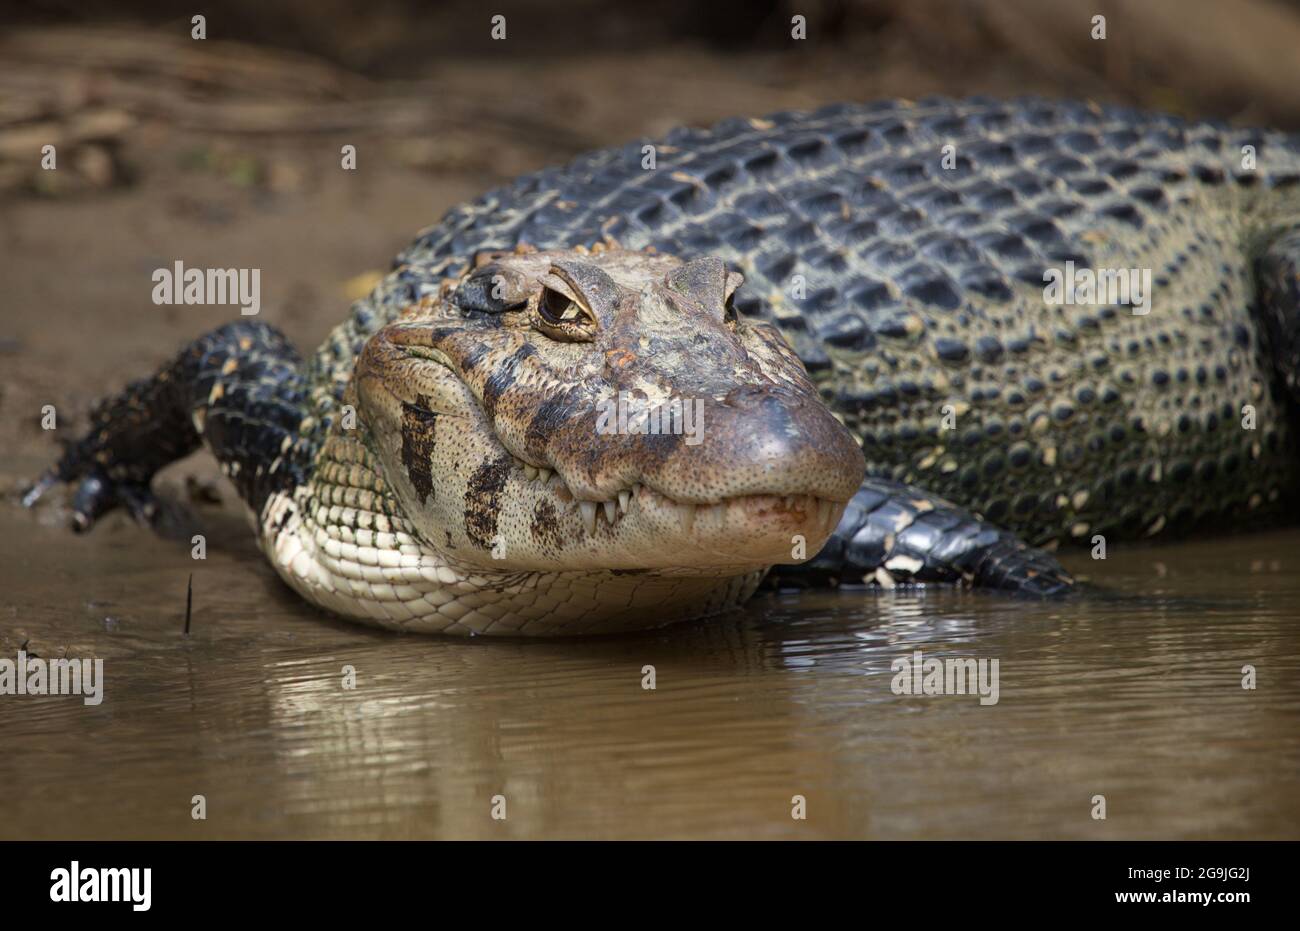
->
<box><xmin>504</xmin><ymin>448</ymin><xmax>842</xmax><ymax>537</ymax></box>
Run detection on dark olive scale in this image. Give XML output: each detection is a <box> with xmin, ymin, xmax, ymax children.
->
<box><xmin>1051</xmin><ymin>402</ymin><xmax>1076</xmax><ymax>423</ymax></box>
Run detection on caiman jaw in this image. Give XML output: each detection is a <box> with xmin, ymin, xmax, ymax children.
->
<box><xmin>502</xmin><ymin>454</ymin><xmax>846</xmax><ymax>563</ymax></box>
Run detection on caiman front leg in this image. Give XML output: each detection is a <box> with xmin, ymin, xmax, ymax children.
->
<box><xmin>22</xmin><ymin>321</ymin><xmax>308</xmax><ymax>532</ymax></box>
<box><xmin>773</xmin><ymin>477</ymin><xmax>1074</xmax><ymax>596</ymax></box>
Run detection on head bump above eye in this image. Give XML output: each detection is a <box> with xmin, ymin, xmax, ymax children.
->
<box><xmin>453</xmin><ymin>264</ymin><xmax>529</xmax><ymax>315</ymax></box>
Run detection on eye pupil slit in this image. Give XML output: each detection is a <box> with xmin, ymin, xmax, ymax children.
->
<box><xmin>541</xmin><ymin>287</ymin><xmax>576</xmax><ymax>324</ymax></box>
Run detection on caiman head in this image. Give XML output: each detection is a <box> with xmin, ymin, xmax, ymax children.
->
<box><xmin>352</xmin><ymin>244</ymin><xmax>865</xmax><ymax>633</ymax></box>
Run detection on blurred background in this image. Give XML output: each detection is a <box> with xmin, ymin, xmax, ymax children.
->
<box><xmin>9</xmin><ymin>0</ymin><xmax>1300</xmax><ymax>199</ymax></box>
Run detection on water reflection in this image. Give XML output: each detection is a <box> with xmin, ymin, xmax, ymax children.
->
<box><xmin>1</xmin><ymin>503</ymin><xmax>1298</xmax><ymax>839</ymax></box>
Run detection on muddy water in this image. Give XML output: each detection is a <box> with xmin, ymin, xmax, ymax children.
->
<box><xmin>2</xmin><ymin>451</ymin><xmax>1298</xmax><ymax>840</ymax></box>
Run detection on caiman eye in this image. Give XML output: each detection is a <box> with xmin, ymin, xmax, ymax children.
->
<box><xmin>540</xmin><ymin>286</ymin><xmax>579</xmax><ymax>325</ymax></box>
<box><xmin>533</xmin><ymin>285</ymin><xmax>597</xmax><ymax>341</ymax></box>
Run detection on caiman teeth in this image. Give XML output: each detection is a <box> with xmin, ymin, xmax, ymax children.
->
<box><xmin>510</xmin><ymin>455</ymin><xmax>839</xmax><ymax>538</ymax></box>
<box><xmin>578</xmin><ymin>501</ymin><xmax>598</xmax><ymax>535</ymax></box>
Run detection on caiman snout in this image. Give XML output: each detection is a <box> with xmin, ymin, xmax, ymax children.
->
<box><xmin>637</xmin><ymin>382</ymin><xmax>865</xmax><ymax>506</ymax></box>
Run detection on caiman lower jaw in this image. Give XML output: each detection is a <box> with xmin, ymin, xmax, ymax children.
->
<box><xmin>631</xmin><ymin>485</ymin><xmax>843</xmax><ymax>539</ymax></box>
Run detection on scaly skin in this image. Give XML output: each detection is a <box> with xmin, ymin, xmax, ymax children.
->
<box><xmin>24</xmin><ymin>96</ymin><xmax>1300</xmax><ymax>634</ymax></box>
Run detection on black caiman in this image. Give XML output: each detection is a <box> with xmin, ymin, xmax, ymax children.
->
<box><xmin>23</xmin><ymin>97</ymin><xmax>1300</xmax><ymax>634</ymax></box>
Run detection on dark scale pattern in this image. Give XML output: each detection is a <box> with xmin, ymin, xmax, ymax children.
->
<box><xmin>312</xmin><ymin>95</ymin><xmax>1300</xmax><ymax>544</ymax></box>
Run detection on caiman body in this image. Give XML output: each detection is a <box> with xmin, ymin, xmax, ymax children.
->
<box><xmin>26</xmin><ymin>97</ymin><xmax>1300</xmax><ymax>634</ymax></box>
